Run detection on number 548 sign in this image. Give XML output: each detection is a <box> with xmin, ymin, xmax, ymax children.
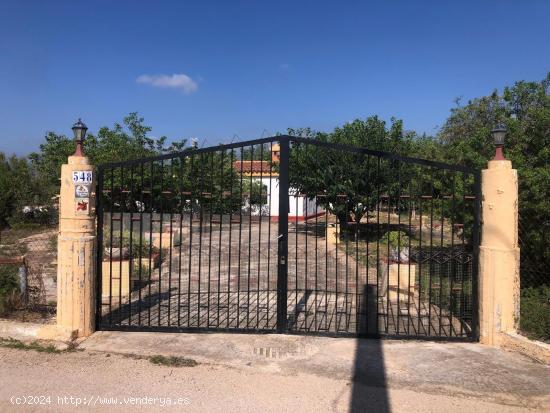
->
<box><xmin>72</xmin><ymin>170</ymin><xmax>93</xmax><ymax>184</ymax></box>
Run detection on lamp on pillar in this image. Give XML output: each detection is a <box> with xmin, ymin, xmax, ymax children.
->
<box><xmin>72</xmin><ymin>118</ymin><xmax>88</xmax><ymax>157</ymax></box>
<box><xmin>491</xmin><ymin>124</ymin><xmax>507</xmax><ymax>161</ymax></box>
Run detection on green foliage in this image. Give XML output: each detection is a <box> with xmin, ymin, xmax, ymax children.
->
<box><xmin>0</xmin><ymin>153</ymin><xmax>46</xmax><ymax>228</ymax></box>
<box><xmin>48</xmin><ymin>234</ymin><xmax>58</xmax><ymax>251</ymax></box>
<box><xmin>0</xmin><ymin>113</ymin><xmax>189</xmax><ymax>229</ymax></box>
<box><xmin>149</xmin><ymin>354</ymin><xmax>198</xmax><ymax>367</ymax></box>
<box><xmin>28</xmin><ymin>113</ymin><xmax>188</xmax><ymax>210</ymax></box>
<box><xmin>288</xmin><ymin>73</ymin><xmax>548</xmax><ymax>256</ymax></box>
<box><xmin>103</xmin><ymin>230</ymin><xmax>159</xmax><ymax>258</ymax></box>
<box><xmin>438</xmin><ymin>73</ymin><xmax>550</xmax><ymax>282</ymax></box>
<box><xmin>0</xmin><ymin>264</ymin><xmax>20</xmax><ymax>314</ymax></box>
<box><xmin>385</xmin><ymin>231</ymin><xmax>410</xmax><ymax>250</ymax></box>
<box><xmin>288</xmin><ymin>117</ymin><xmax>417</xmax><ymax>225</ymax></box>
<box><xmin>10</xmin><ymin>206</ymin><xmax>57</xmax><ymax>227</ymax></box>
<box><xmin>101</xmin><ymin>148</ymin><xmax>267</xmax><ymax>216</ymax></box>
<box><xmin>520</xmin><ymin>286</ymin><xmax>550</xmax><ymax>342</ymax></box>
<box><xmin>241</xmin><ymin>143</ymin><xmax>272</xmax><ymax>160</ymax></box>
<box><xmin>418</xmin><ymin>268</ymin><xmax>472</xmax><ymax>318</ymax></box>
<box><xmin>132</xmin><ymin>262</ymin><xmax>150</xmax><ymax>280</ymax></box>
<box><xmin>0</xmin><ymin>338</ymin><xmax>62</xmax><ymax>353</ymax></box>
<box><xmin>244</xmin><ymin>179</ymin><xmax>268</xmax><ymax>207</ymax></box>
<box><xmin>0</xmin><ymin>265</ymin><xmax>19</xmax><ymax>295</ymax></box>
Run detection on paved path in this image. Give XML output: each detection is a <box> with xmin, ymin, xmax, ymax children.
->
<box><xmin>101</xmin><ymin>219</ymin><xmax>472</xmax><ymax>338</ymax></box>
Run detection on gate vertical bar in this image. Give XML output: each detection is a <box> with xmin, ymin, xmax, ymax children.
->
<box><xmin>95</xmin><ymin>166</ymin><xmax>104</xmax><ymax>329</ymax></box>
<box><xmin>471</xmin><ymin>170</ymin><xmax>482</xmax><ymax>340</ymax></box>
<box><xmin>276</xmin><ymin>138</ymin><xmax>290</xmax><ymax>333</ymax></box>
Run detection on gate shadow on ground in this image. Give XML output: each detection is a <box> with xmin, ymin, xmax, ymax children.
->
<box><xmin>100</xmin><ymin>290</ymin><xmax>174</xmax><ymax>326</ymax></box>
<box><xmin>349</xmin><ymin>284</ymin><xmax>390</xmax><ymax>412</ymax></box>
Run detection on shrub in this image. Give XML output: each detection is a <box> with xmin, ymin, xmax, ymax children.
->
<box><xmin>0</xmin><ymin>338</ymin><xmax>61</xmax><ymax>353</ymax></box>
<box><xmin>386</xmin><ymin>231</ymin><xmax>410</xmax><ymax>250</ymax></box>
<box><xmin>103</xmin><ymin>230</ymin><xmax>158</xmax><ymax>258</ymax></box>
<box><xmin>9</xmin><ymin>205</ymin><xmax>58</xmax><ymax>227</ymax></box>
<box><xmin>0</xmin><ymin>264</ymin><xmax>20</xmax><ymax>314</ymax></box>
<box><xmin>520</xmin><ymin>285</ymin><xmax>550</xmax><ymax>342</ymax></box>
<box><xmin>149</xmin><ymin>355</ymin><xmax>198</xmax><ymax>367</ymax></box>
<box><xmin>48</xmin><ymin>233</ymin><xmax>58</xmax><ymax>251</ymax></box>
<box><xmin>384</xmin><ymin>230</ymin><xmax>411</xmax><ymax>262</ymax></box>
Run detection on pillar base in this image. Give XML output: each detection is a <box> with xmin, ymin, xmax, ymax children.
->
<box><xmin>57</xmin><ymin>234</ymin><xmax>96</xmax><ymax>337</ymax></box>
<box><xmin>37</xmin><ymin>325</ymin><xmax>79</xmax><ymax>342</ymax></box>
<box><xmin>479</xmin><ymin>244</ymin><xmax>520</xmax><ymax>346</ymax></box>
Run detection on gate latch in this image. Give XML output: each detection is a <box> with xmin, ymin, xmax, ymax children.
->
<box><xmin>279</xmin><ymin>255</ymin><xmax>286</xmax><ymax>265</ymax></box>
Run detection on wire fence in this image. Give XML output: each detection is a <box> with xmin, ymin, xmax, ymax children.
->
<box><xmin>518</xmin><ymin>212</ymin><xmax>550</xmax><ymax>341</ymax></box>
<box><xmin>0</xmin><ymin>207</ymin><xmax>58</xmax><ymax>322</ymax></box>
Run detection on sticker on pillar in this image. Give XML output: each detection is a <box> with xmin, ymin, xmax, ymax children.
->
<box><xmin>75</xmin><ymin>198</ymin><xmax>89</xmax><ymax>215</ymax></box>
<box><xmin>75</xmin><ymin>184</ymin><xmax>90</xmax><ymax>198</ymax></box>
<box><xmin>73</xmin><ymin>171</ymin><xmax>93</xmax><ymax>184</ymax></box>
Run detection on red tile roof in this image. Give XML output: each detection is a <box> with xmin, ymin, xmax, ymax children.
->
<box><xmin>233</xmin><ymin>161</ymin><xmax>277</xmax><ymax>175</ymax></box>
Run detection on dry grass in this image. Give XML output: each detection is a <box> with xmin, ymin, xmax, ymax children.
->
<box><xmin>0</xmin><ymin>338</ymin><xmax>61</xmax><ymax>353</ymax></box>
<box><xmin>149</xmin><ymin>354</ymin><xmax>198</xmax><ymax>367</ymax></box>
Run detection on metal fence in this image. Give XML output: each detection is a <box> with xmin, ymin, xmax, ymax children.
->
<box><xmin>96</xmin><ymin>136</ymin><xmax>480</xmax><ymax>340</ymax></box>
<box><xmin>0</xmin><ymin>222</ymin><xmax>58</xmax><ymax>319</ymax></box>
<box><xmin>519</xmin><ymin>215</ymin><xmax>549</xmax><ymax>289</ymax></box>
<box><xmin>518</xmin><ymin>212</ymin><xmax>550</xmax><ymax>341</ymax></box>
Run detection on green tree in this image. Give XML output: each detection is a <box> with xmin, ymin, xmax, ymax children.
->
<box><xmin>287</xmin><ymin>117</ymin><xmax>416</xmax><ymax>226</ymax></box>
<box><xmin>100</xmin><ymin>144</ymin><xmax>267</xmax><ymax>217</ymax></box>
<box><xmin>241</xmin><ymin>143</ymin><xmax>272</xmax><ymax>160</ymax></box>
<box><xmin>0</xmin><ymin>153</ymin><xmax>38</xmax><ymax>228</ymax></box>
<box><xmin>29</xmin><ymin>112</ymin><xmax>188</xmax><ymax>202</ymax></box>
<box><xmin>438</xmin><ymin>73</ymin><xmax>550</xmax><ymax>285</ymax></box>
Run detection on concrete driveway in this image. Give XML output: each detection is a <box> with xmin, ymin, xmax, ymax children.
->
<box><xmin>1</xmin><ymin>331</ymin><xmax>548</xmax><ymax>412</ymax></box>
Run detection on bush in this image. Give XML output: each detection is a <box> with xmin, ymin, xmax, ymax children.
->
<box><xmin>9</xmin><ymin>205</ymin><xmax>58</xmax><ymax>227</ymax></box>
<box><xmin>0</xmin><ymin>264</ymin><xmax>20</xmax><ymax>314</ymax></box>
<box><xmin>104</xmin><ymin>230</ymin><xmax>158</xmax><ymax>258</ymax></box>
<box><xmin>386</xmin><ymin>230</ymin><xmax>410</xmax><ymax>249</ymax></box>
<box><xmin>520</xmin><ymin>285</ymin><xmax>550</xmax><ymax>342</ymax></box>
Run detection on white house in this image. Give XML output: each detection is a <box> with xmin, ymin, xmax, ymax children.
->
<box><xmin>233</xmin><ymin>144</ymin><xmax>324</xmax><ymax>222</ymax></box>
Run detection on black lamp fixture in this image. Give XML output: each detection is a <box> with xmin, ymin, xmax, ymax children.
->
<box><xmin>72</xmin><ymin>118</ymin><xmax>88</xmax><ymax>156</ymax></box>
<box><xmin>490</xmin><ymin>123</ymin><xmax>506</xmax><ymax>160</ymax></box>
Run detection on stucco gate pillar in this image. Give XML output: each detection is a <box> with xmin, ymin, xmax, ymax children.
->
<box><xmin>56</xmin><ymin>120</ymin><xmax>96</xmax><ymax>338</ymax></box>
<box><xmin>479</xmin><ymin>133</ymin><xmax>520</xmax><ymax>346</ymax></box>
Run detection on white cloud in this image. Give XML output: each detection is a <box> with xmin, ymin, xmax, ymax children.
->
<box><xmin>136</xmin><ymin>73</ymin><xmax>198</xmax><ymax>94</ymax></box>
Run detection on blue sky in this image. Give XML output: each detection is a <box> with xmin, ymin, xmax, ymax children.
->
<box><xmin>1</xmin><ymin>0</ymin><xmax>549</xmax><ymax>155</ymax></box>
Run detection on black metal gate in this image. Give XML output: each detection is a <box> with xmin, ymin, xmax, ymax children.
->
<box><xmin>96</xmin><ymin>136</ymin><xmax>480</xmax><ymax>340</ymax></box>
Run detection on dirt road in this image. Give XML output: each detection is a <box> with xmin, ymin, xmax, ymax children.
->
<box><xmin>0</xmin><ymin>332</ymin><xmax>548</xmax><ymax>412</ymax></box>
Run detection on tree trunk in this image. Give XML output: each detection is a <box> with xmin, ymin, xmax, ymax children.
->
<box><xmin>336</xmin><ymin>211</ymin><xmax>349</xmax><ymax>233</ymax></box>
